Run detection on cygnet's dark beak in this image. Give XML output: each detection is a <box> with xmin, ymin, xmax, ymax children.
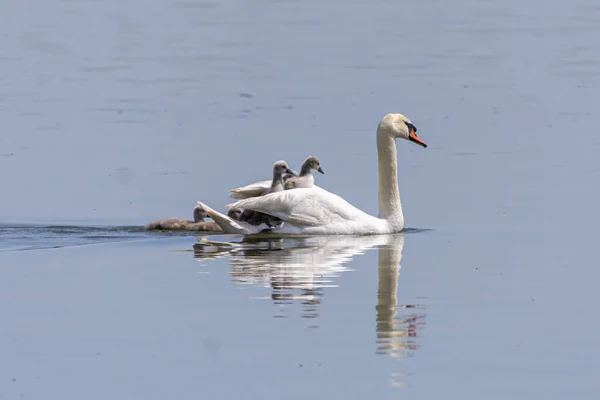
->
<box><xmin>285</xmin><ymin>168</ymin><xmax>294</xmax><ymax>174</ymax></box>
<box><xmin>317</xmin><ymin>167</ymin><xmax>324</xmax><ymax>174</ymax></box>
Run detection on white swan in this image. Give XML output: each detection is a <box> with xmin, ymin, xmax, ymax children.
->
<box><xmin>198</xmin><ymin>113</ymin><xmax>427</xmax><ymax>235</ymax></box>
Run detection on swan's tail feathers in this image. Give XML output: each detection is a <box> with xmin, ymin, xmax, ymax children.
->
<box><xmin>196</xmin><ymin>201</ymin><xmax>248</xmax><ymax>234</ymax></box>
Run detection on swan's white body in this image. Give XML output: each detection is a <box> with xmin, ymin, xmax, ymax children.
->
<box><xmin>199</xmin><ymin>113</ymin><xmax>426</xmax><ymax>236</ymax></box>
<box><xmin>229</xmin><ymin>179</ymin><xmax>321</xmax><ymax>200</ymax></box>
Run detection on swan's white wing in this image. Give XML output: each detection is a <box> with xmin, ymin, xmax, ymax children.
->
<box><xmin>197</xmin><ymin>201</ymin><xmax>269</xmax><ymax>234</ymax></box>
<box><xmin>228</xmin><ymin>170</ymin><xmax>300</xmax><ymax>199</ymax></box>
<box><xmin>227</xmin><ymin>186</ymin><xmax>370</xmax><ymax>227</ymax></box>
<box><xmin>228</xmin><ymin>180</ymin><xmax>271</xmax><ymax>199</ymax></box>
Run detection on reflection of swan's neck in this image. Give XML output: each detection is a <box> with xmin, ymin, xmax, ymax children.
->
<box><xmin>377</xmin><ymin>129</ymin><xmax>403</xmax><ymax>225</ymax></box>
<box><xmin>376</xmin><ymin>247</ymin><xmax>399</xmax><ymax>331</ymax></box>
<box><xmin>376</xmin><ymin>234</ymin><xmax>406</xmax><ymax>358</ymax></box>
<box><xmin>376</xmin><ymin>235</ymin><xmax>404</xmax><ymax>324</ymax></box>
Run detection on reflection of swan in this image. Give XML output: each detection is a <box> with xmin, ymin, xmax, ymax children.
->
<box><xmin>194</xmin><ymin>233</ymin><xmax>424</xmax><ymax>389</ymax></box>
<box><xmin>195</xmin><ymin>234</ymin><xmax>396</xmax><ymax>318</ymax></box>
<box><xmin>195</xmin><ymin>233</ymin><xmax>425</xmax><ymax>347</ymax></box>
<box><xmin>198</xmin><ymin>113</ymin><xmax>427</xmax><ymax>235</ymax></box>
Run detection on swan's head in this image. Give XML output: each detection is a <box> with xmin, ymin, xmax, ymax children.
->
<box><xmin>378</xmin><ymin>113</ymin><xmax>427</xmax><ymax>148</ymax></box>
<box><xmin>302</xmin><ymin>156</ymin><xmax>325</xmax><ymax>174</ymax></box>
<box><xmin>273</xmin><ymin>160</ymin><xmax>294</xmax><ymax>176</ymax></box>
<box><xmin>193</xmin><ymin>204</ymin><xmax>208</xmax><ymax>222</ymax></box>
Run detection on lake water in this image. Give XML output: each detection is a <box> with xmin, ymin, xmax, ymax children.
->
<box><xmin>1</xmin><ymin>0</ymin><xmax>599</xmax><ymax>398</ymax></box>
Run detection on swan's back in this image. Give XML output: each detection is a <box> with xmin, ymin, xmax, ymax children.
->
<box><xmin>230</xmin><ymin>186</ymin><xmax>376</xmax><ymax>227</ymax></box>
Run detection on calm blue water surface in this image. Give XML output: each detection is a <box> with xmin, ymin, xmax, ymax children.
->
<box><xmin>1</xmin><ymin>0</ymin><xmax>599</xmax><ymax>398</ymax></box>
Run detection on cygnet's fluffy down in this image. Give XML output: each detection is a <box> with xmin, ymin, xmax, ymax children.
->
<box><xmin>284</xmin><ymin>156</ymin><xmax>324</xmax><ymax>190</ymax></box>
<box><xmin>237</xmin><ymin>160</ymin><xmax>293</xmax><ymax>227</ymax></box>
<box><xmin>145</xmin><ymin>205</ymin><xmax>240</xmax><ymax>232</ymax></box>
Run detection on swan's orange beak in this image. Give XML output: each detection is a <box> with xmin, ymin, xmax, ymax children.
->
<box><xmin>409</xmin><ymin>128</ymin><xmax>427</xmax><ymax>148</ymax></box>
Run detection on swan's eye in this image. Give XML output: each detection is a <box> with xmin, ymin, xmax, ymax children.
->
<box><xmin>406</xmin><ymin>122</ymin><xmax>417</xmax><ymax>133</ymax></box>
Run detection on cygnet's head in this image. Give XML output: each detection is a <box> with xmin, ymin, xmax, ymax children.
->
<box><xmin>193</xmin><ymin>204</ymin><xmax>208</xmax><ymax>222</ymax></box>
<box><xmin>378</xmin><ymin>113</ymin><xmax>427</xmax><ymax>148</ymax></box>
<box><xmin>302</xmin><ymin>156</ymin><xmax>324</xmax><ymax>174</ymax></box>
<box><xmin>227</xmin><ymin>208</ymin><xmax>243</xmax><ymax>220</ymax></box>
<box><xmin>273</xmin><ymin>160</ymin><xmax>294</xmax><ymax>176</ymax></box>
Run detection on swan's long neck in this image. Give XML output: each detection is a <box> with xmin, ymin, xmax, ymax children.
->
<box><xmin>377</xmin><ymin>130</ymin><xmax>404</xmax><ymax>224</ymax></box>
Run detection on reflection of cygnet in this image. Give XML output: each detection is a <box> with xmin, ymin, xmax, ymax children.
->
<box><xmin>145</xmin><ymin>204</ymin><xmax>236</xmax><ymax>232</ymax></box>
<box><xmin>284</xmin><ymin>156</ymin><xmax>324</xmax><ymax>190</ymax></box>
